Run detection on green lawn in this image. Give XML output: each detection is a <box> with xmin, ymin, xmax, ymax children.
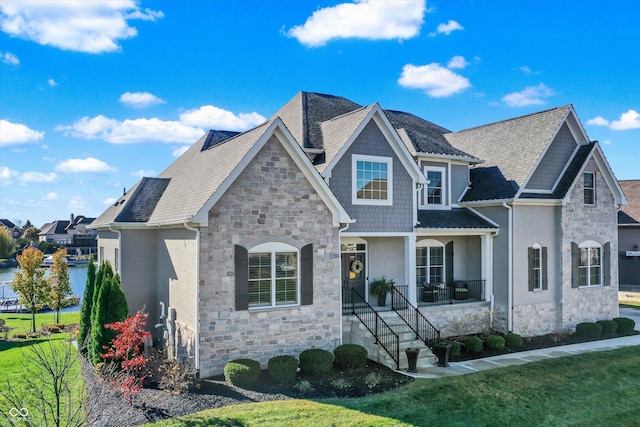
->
<box><xmin>0</xmin><ymin>310</ymin><xmax>80</xmax><ymax>337</ymax></box>
<box><xmin>148</xmin><ymin>346</ymin><xmax>640</xmax><ymax>427</ymax></box>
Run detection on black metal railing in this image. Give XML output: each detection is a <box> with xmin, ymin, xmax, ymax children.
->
<box><xmin>417</xmin><ymin>279</ymin><xmax>485</xmax><ymax>306</ymax></box>
<box><xmin>391</xmin><ymin>287</ymin><xmax>440</xmax><ymax>347</ymax></box>
<box><xmin>342</xmin><ymin>287</ymin><xmax>400</xmax><ymax>369</ymax></box>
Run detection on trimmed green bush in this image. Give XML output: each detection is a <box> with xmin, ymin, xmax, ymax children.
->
<box><xmin>504</xmin><ymin>333</ymin><xmax>523</xmax><ymax>348</ymax></box>
<box><xmin>224</xmin><ymin>358</ymin><xmax>261</xmax><ymax>387</ymax></box>
<box><xmin>299</xmin><ymin>348</ymin><xmax>333</xmax><ymax>376</ymax></box>
<box><xmin>445</xmin><ymin>340</ymin><xmax>461</xmax><ymax>358</ymax></box>
<box><xmin>464</xmin><ymin>336</ymin><xmax>483</xmax><ymax>353</ymax></box>
<box><xmin>334</xmin><ymin>344</ymin><xmax>368</xmax><ymax>370</ymax></box>
<box><xmin>613</xmin><ymin>317</ymin><xmax>636</xmax><ymax>334</ymax></box>
<box><xmin>575</xmin><ymin>322</ymin><xmax>602</xmax><ymax>339</ymax></box>
<box><xmin>267</xmin><ymin>355</ymin><xmax>298</xmax><ymax>384</ymax></box>
<box><xmin>486</xmin><ymin>335</ymin><xmax>505</xmax><ymax>349</ymax></box>
<box><xmin>596</xmin><ymin>320</ymin><xmax>618</xmax><ymax>336</ymax></box>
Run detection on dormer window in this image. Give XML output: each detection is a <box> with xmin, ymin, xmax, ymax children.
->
<box><xmin>583</xmin><ymin>172</ymin><xmax>595</xmax><ymax>205</ymax></box>
<box><xmin>422</xmin><ymin>166</ymin><xmax>446</xmax><ymax>208</ymax></box>
<box><xmin>352</xmin><ymin>154</ymin><xmax>393</xmax><ymax>206</ymax></box>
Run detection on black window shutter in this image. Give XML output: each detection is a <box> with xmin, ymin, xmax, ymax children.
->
<box><xmin>527</xmin><ymin>247</ymin><xmax>534</xmax><ymax>291</ymax></box>
<box><xmin>571</xmin><ymin>242</ymin><xmax>579</xmax><ymax>288</ymax></box>
<box><xmin>235</xmin><ymin>245</ymin><xmax>249</xmax><ymax>310</ymax></box>
<box><xmin>541</xmin><ymin>247</ymin><xmax>548</xmax><ymax>290</ymax></box>
<box><xmin>301</xmin><ymin>243</ymin><xmax>313</xmax><ymax>305</ymax></box>
<box><xmin>445</xmin><ymin>241</ymin><xmax>454</xmax><ymax>283</ymax></box>
<box><xmin>603</xmin><ymin>242</ymin><xmax>610</xmax><ymax>286</ymax></box>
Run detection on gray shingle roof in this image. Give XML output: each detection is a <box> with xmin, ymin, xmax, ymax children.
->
<box><xmin>462</xmin><ymin>166</ymin><xmax>519</xmax><ymax>202</ymax></box>
<box><xmin>384</xmin><ymin>110</ymin><xmax>476</xmax><ymax>159</ymax></box>
<box><xmin>619</xmin><ymin>180</ymin><xmax>640</xmax><ymax>225</ymax></box>
<box><xmin>202</xmin><ymin>130</ymin><xmax>241</xmax><ymax>151</ymax></box>
<box><xmin>445</xmin><ymin>105</ymin><xmax>572</xmax><ymax>187</ymax></box>
<box><xmin>113</xmin><ymin>178</ymin><xmax>171</xmax><ymax>223</ymax></box>
<box><xmin>417</xmin><ymin>208</ymin><xmax>497</xmax><ymax>229</ymax></box>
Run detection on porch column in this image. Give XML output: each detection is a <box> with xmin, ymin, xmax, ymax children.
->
<box><xmin>481</xmin><ymin>234</ymin><xmax>494</xmax><ymax>301</ymax></box>
<box><xmin>404</xmin><ymin>235</ymin><xmax>417</xmax><ymax>306</ymax></box>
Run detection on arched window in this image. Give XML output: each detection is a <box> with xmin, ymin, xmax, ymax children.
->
<box><xmin>577</xmin><ymin>240</ymin><xmax>602</xmax><ymax>287</ymax></box>
<box><xmin>416</xmin><ymin>239</ymin><xmax>445</xmax><ymax>285</ymax></box>
<box><xmin>528</xmin><ymin>243</ymin><xmax>547</xmax><ymax>291</ymax></box>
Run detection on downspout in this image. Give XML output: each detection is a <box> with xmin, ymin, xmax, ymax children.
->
<box><xmin>503</xmin><ymin>202</ymin><xmax>513</xmax><ymax>332</ymax></box>
<box><xmin>183</xmin><ymin>221</ymin><xmax>200</xmax><ymax>371</ymax></box>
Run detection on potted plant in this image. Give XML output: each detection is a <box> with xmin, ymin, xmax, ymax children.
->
<box><xmin>422</xmin><ymin>285</ymin><xmax>439</xmax><ymax>303</ymax></box>
<box><xmin>369</xmin><ymin>276</ymin><xmax>395</xmax><ymax>306</ymax></box>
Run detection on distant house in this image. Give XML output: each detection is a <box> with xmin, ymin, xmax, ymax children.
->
<box><xmin>618</xmin><ymin>180</ymin><xmax>640</xmax><ymax>286</ymax></box>
<box><xmin>0</xmin><ymin>219</ymin><xmax>21</xmax><ymax>239</ymax></box>
<box><xmin>92</xmin><ymin>92</ymin><xmax>627</xmax><ymax>377</ymax></box>
<box><xmin>39</xmin><ymin>214</ymin><xmax>97</xmax><ymax>255</ymax></box>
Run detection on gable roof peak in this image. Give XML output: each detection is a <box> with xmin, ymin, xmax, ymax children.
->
<box><xmin>454</xmin><ymin>104</ymin><xmax>573</xmax><ymax>134</ymax></box>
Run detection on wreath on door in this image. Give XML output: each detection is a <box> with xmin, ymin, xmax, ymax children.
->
<box><xmin>350</xmin><ymin>259</ymin><xmax>364</xmax><ymax>274</ymax></box>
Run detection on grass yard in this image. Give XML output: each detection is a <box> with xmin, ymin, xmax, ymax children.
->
<box><xmin>0</xmin><ymin>310</ymin><xmax>80</xmax><ymax>337</ymax></box>
<box><xmin>619</xmin><ymin>291</ymin><xmax>640</xmax><ymax>307</ymax></box>
<box><xmin>148</xmin><ymin>346</ymin><xmax>640</xmax><ymax>427</ymax></box>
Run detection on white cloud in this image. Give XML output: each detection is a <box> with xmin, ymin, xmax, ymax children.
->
<box><xmin>20</xmin><ymin>171</ymin><xmax>57</xmax><ymax>183</ymax></box>
<box><xmin>104</xmin><ymin>197</ymin><xmax>117</xmax><ymax>205</ymax></box>
<box><xmin>502</xmin><ymin>83</ymin><xmax>555</xmax><ymax>107</ymax></box>
<box><xmin>429</xmin><ymin>19</ymin><xmax>463</xmax><ymax>37</ymax></box>
<box><xmin>587</xmin><ymin>116</ymin><xmax>610</xmax><ymax>126</ymax></box>
<box><xmin>172</xmin><ymin>146</ymin><xmax>190</xmax><ymax>157</ymax></box>
<box><xmin>603</xmin><ymin>140</ymin><xmax>612</xmax><ymax>145</ymax></box>
<box><xmin>610</xmin><ymin>109</ymin><xmax>640</xmax><ymax>130</ymax></box>
<box><xmin>519</xmin><ymin>65</ymin><xmax>541</xmax><ymax>75</ymax></box>
<box><xmin>131</xmin><ymin>169</ymin><xmax>155</xmax><ymax>178</ymax></box>
<box><xmin>0</xmin><ymin>166</ymin><xmax>19</xmax><ymax>185</ymax></box>
<box><xmin>47</xmin><ymin>78</ymin><xmax>57</xmax><ymax>87</ymax></box>
<box><xmin>56</xmin><ymin>157</ymin><xmax>117</xmax><ymax>173</ymax></box>
<box><xmin>56</xmin><ymin>115</ymin><xmax>204</xmax><ymax>144</ymax></box>
<box><xmin>398</xmin><ymin>62</ymin><xmax>471</xmax><ymax>97</ymax></box>
<box><xmin>0</xmin><ymin>119</ymin><xmax>44</xmax><ymax>146</ymax></box>
<box><xmin>119</xmin><ymin>91</ymin><xmax>165</xmax><ymax>108</ymax></box>
<box><xmin>447</xmin><ymin>55</ymin><xmax>469</xmax><ymax>69</ymax></box>
<box><xmin>0</xmin><ymin>0</ymin><xmax>163</xmax><ymax>54</ymax></box>
<box><xmin>1</xmin><ymin>50</ymin><xmax>19</xmax><ymax>64</ymax></box>
<box><xmin>287</xmin><ymin>0</ymin><xmax>426</xmax><ymax>47</ymax></box>
<box><xmin>180</xmin><ymin>105</ymin><xmax>266</xmax><ymax>131</ymax></box>
<box><xmin>43</xmin><ymin>192</ymin><xmax>58</xmax><ymax>200</ymax></box>
<box><xmin>67</xmin><ymin>196</ymin><xmax>85</xmax><ymax>211</ymax></box>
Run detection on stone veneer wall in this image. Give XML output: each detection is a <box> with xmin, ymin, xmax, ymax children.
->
<box><xmin>512</xmin><ymin>302</ymin><xmax>561</xmax><ymax>336</ymax></box>
<box><xmin>198</xmin><ymin>136</ymin><xmax>341</xmax><ymax>377</ymax></box>
<box><xmin>559</xmin><ymin>159</ymin><xmax>619</xmax><ymax>329</ymax></box>
<box><xmin>420</xmin><ymin>302</ymin><xmax>493</xmax><ymax>338</ymax></box>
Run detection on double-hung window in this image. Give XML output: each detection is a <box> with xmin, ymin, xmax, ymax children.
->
<box><xmin>528</xmin><ymin>243</ymin><xmax>547</xmax><ymax>291</ymax></box>
<box><xmin>416</xmin><ymin>240</ymin><xmax>445</xmax><ymax>285</ymax></box>
<box><xmin>578</xmin><ymin>241</ymin><xmax>601</xmax><ymax>287</ymax></box>
<box><xmin>583</xmin><ymin>172</ymin><xmax>595</xmax><ymax>205</ymax></box>
<box><xmin>422</xmin><ymin>166</ymin><xmax>446</xmax><ymax>208</ymax></box>
<box><xmin>352</xmin><ymin>155</ymin><xmax>393</xmax><ymax>206</ymax></box>
<box><xmin>248</xmin><ymin>243</ymin><xmax>299</xmax><ymax>308</ymax></box>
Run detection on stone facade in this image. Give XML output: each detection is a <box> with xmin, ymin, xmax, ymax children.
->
<box><xmin>197</xmin><ymin>135</ymin><xmax>342</xmax><ymax>377</ymax></box>
<box><xmin>512</xmin><ymin>302</ymin><xmax>561</xmax><ymax>336</ymax></box>
<box><xmin>560</xmin><ymin>159</ymin><xmax>619</xmax><ymax>328</ymax></box>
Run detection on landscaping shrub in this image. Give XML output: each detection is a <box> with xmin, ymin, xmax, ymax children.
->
<box><xmin>575</xmin><ymin>322</ymin><xmax>602</xmax><ymax>339</ymax></box>
<box><xmin>596</xmin><ymin>320</ymin><xmax>618</xmax><ymax>336</ymax></box>
<box><xmin>504</xmin><ymin>333</ymin><xmax>523</xmax><ymax>348</ymax></box>
<box><xmin>486</xmin><ymin>335</ymin><xmax>505</xmax><ymax>349</ymax></box>
<box><xmin>464</xmin><ymin>336</ymin><xmax>483</xmax><ymax>353</ymax></box>
<box><xmin>445</xmin><ymin>340</ymin><xmax>461</xmax><ymax>358</ymax></box>
<box><xmin>299</xmin><ymin>348</ymin><xmax>333</xmax><ymax>376</ymax></box>
<box><xmin>334</xmin><ymin>344</ymin><xmax>368</xmax><ymax>370</ymax></box>
<box><xmin>613</xmin><ymin>317</ymin><xmax>636</xmax><ymax>334</ymax></box>
<box><xmin>267</xmin><ymin>355</ymin><xmax>298</xmax><ymax>384</ymax></box>
<box><xmin>224</xmin><ymin>358</ymin><xmax>261</xmax><ymax>388</ymax></box>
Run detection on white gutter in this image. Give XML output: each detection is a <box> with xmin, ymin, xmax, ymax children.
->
<box><xmin>183</xmin><ymin>221</ymin><xmax>201</xmax><ymax>371</ymax></box>
<box><xmin>503</xmin><ymin>202</ymin><xmax>513</xmax><ymax>332</ymax></box>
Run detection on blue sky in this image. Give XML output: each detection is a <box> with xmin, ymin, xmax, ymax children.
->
<box><xmin>1</xmin><ymin>0</ymin><xmax>638</xmax><ymax>227</ymax></box>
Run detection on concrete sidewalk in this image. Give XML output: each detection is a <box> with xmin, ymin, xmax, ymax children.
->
<box><xmin>404</xmin><ymin>315</ymin><xmax>640</xmax><ymax>379</ymax></box>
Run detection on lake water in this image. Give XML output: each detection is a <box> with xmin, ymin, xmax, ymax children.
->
<box><xmin>0</xmin><ymin>265</ymin><xmax>88</xmax><ymax>310</ymax></box>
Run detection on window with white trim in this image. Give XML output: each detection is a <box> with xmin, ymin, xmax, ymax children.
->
<box><xmin>423</xmin><ymin>166</ymin><xmax>446</xmax><ymax>207</ymax></box>
<box><xmin>352</xmin><ymin>154</ymin><xmax>393</xmax><ymax>205</ymax></box>
<box><xmin>578</xmin><ymin>240</ymin><xmax>601</xmax><ymax>287</ymax></box>
<box><xmin>583</xmin><ymin>172</ymin><xmax>595</xmax><ymax>205</ymax></box>
<box><xmin>248</xmin><ymin>243</ymin><xmax>299</xmax><ymax>308</ymax></box>
<box><xmin>531</xmin><ymin>244</ymin><xmax>542</xmax><ymax>290</ymax></box>
<box><xmin>416</xmin><ymin>240</ymin><xmax>445</xmax><ymax>285</ymax></box>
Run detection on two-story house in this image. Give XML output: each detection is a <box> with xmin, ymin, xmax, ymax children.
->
<box><xmin>92</xmin><ymin>92</ymin><xmax>626</xmax><ymax>376</ymax></box>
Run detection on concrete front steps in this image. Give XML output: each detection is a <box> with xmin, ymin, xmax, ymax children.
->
<box><xmin>345</xmin><ymin>309</ymin><xmax>437</xmax><ymax>371</ymax></box>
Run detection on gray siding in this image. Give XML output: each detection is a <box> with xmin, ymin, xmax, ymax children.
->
<box><xmin>120</xmin><ymin>230</ymin><xmax>158</xmax><ymax>320</ymax></box>
<box><xmin>526</xmin><ymin>123</ymin><xmax>577</xmax><ymax>191</ymax></box>
<box><xmin>451</xmin><ymin>164</ymin><xmax>469</xmax><ymax>204</ymax></box>
<box><xmin>420</xmin><ymin>160</ymin><xmax>449</xmax><ymax>205</ymax></box>
<box><xmin>329</xmin><ymin>121</ymin><xmax>414</xmax><ymax>233</ymax></box>
<box><xmin>619</xmin><ymin>227</ymin><xmax>640</xmax><ymax>285</ymax></box>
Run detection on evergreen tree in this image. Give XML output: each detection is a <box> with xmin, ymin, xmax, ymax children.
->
<box><xmin>90</xmin><ymin>272</ymin><xmax>128</xmax><ymax>365</ymax></box>
<box><xmin>88</xmin><ymin>261</ymin><xmax>112</xmax><ymax>363</ymax></box>
<box><xmin>77</xmin><ymin>256</ymin><xmax>96</xmax><ymax>354</ymax></box>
